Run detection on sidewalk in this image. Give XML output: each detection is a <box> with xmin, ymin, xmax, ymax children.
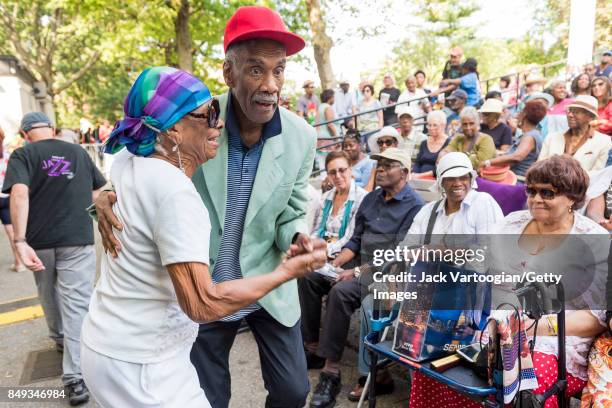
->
<box><xmin>0</xmin><ymin>231</ymin><xmax>409</xmax><ymax>407</ymax></box>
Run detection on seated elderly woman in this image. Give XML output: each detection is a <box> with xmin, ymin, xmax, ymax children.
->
<box><xmin>411</xmin><ymin>110</ymin><xmax>450</xmax><ymax>178</ymax></box>
<box><xmin>441</xmin><ymin>106</ymin><xmax>496</xmax><ymax>169</ymax></box>
<box><xmin>539</xmin><ymin>95</ymin><xmax>611</xmax><ymax>173</ymax></box>
<box><xmin>480</xmin><ymin>100</ymin><xmax>547</xmax><ymax>180</ymax></box>
<box><xmin>408</xmin><ymin>155</ymin><xmax>609</xmax><ymax>408</ymax></box>
<box><xmin>79</xmin><ymin>67</ymin><xmax>326</xmax><ymax>407</ymax></box>
<box><xmin>311</xmin><ymin>151</ymin><xmax>368</xmax><ymax>258</ymax></box>
<box><xmin>364</xmin><ymin>126</ymin><xmax>405</xmax><ymax>191</ymax></box>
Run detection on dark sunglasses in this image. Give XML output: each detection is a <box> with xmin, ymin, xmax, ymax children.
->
<box><xmin>525</xmin><ymin>186</ymin><xmax>557</xmax><ymax>200</ymax></box>
<box><xmin>377</xmin><ymin>139</ymin><xmax>396</xmax><ymax>147</ymax></box>
<box><xmin>187</xmin><ymin>98</ymin><xmax>220</xmax><ymax>128</ymax></box>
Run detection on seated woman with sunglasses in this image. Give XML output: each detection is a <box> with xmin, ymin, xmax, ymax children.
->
<box><xmin>363</xmin><ymin>126</ymin><xmax>404</xmax><ymax>191</ymax></box>
<box><xmin>409</xmin><ymin>155</ymin><xmax>609</xmax><ymax>408</ymax></box>
<box><xmin>311</xmin><ymin>151</ymin><xmax>367</xmax><ymax>258</ymax></box>
<box><xmin>80</xmin><ymin>67</ymin><xmax>327</xmax><ymax>407</ymax></box>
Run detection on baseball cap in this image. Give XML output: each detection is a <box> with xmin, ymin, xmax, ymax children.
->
<box><xmin>370</xmin><ymin>147</ymin><xmax>411</xmax><ymax>170</ymax></box>
<box><xmin>447</xmin><ymin>89</ymin><xmax>468</xmax><ymax>101</ymax></box>
<box><xmin>20</xmin><ymin>112</ymin><xmax>53</xmax><ymax>132</ymax></box>
<box><xmin>223</xmin><ymin>6</ymin><xmax>305</xmax><ymax>56</ymax></box>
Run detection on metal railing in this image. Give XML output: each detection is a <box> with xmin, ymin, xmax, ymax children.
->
<box><xmin>312</xmin><ymin>93</ymin><xmax>432</xmax><ymax>135</ymax></box>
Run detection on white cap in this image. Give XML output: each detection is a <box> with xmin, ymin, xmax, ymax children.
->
<box><xmin>478</xmin><ymin>98</ymin><xmax>504</xmax><ymax>114</ymax></box>
<box><xmin>431</xmin><ymin>152</ymin><xmax>478</xmax><ymax>192</ymax></box>
<box><xmin>367</xmin><ymin>126</ymin><xmax>405</xmax><ymax>153</ymax></box>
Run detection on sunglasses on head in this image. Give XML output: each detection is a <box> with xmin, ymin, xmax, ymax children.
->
<box><xmin>377</xmin><ymin>139</ymin><xmax>396</xmax><ymax>147</ymax></box>
<box><xmin>525</xmin><ymin>186</ymin><xmax>557</xmax><ymax>200</ymax></box>
<box><xmin>187</xmin><ymin>98</ymin><xmax>220</xmax><ymax>128</ymax></box>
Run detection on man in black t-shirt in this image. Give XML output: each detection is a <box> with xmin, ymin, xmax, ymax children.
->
<box><xmin>379</xmin><ymin>73</ymin><xmax>401</xmax><ymax>126</ymax></box>
<box><xmin>2</xmin><ymin>112</ymin><xmax>106</xmax><ymax>406</ymax></box>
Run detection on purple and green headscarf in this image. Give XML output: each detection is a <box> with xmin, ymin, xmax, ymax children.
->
<box><xmin>105</xmin><ymin>66</ymin><xmax>212</xmax><ymax>156</ymax></box>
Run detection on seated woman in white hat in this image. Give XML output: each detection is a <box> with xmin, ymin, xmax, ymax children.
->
<box><xmin>364</xmin><ymin>126</ymin><xmax>404</xmax><ymax>191</ymax></box>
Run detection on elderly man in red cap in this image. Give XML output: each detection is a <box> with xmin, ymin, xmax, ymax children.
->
<box><xmin>94</xmin><ymin>6</ymin><xmax>318</xmax><ymax>408</ymax></box>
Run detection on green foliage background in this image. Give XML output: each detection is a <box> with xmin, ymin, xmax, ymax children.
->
<box><xmin>0</xmin><ymin>0</ymin><xmax>608</xmax><ymax>127</ymax></box>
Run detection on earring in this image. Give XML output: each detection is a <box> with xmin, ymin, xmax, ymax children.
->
<box><xmin>568</xmin><ymin>205</ymin><xmax>573</xmax><ymax>213</ymax></box>
<box><xmin>172</xmin><ymin>143</ymin><xmax>185</xmax><ymax>173</ymax></box>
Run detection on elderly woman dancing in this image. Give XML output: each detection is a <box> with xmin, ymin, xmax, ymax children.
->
<box><xmin>80</xmin><ymin>67</ymin><xmax>326</xmax><ymax>407</ymax></box>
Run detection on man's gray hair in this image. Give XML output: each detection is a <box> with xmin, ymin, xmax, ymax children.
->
<box><xmin>459</xmin><ymin>106</ymin><xmax>480</xmax><ymax>126</ymax></box>
<box><xmin>427</xmin><ymin>110</ymin><xmax>447</xmax><ymax>126</ymax></box>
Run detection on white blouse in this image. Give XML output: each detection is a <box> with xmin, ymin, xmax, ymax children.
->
<box><xmin>310</xmin><ymin>180</ymin><xmax>368</xmax><ymax>257</ymax></box>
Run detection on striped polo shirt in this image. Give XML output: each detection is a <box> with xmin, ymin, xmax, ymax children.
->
<box><xmin>212</xmin><ymin>95</ymin><xmax>282</xmax><ymax>321</ymax></box>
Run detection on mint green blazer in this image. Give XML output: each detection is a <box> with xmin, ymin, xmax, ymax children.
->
<box><xmin>191</xmin><ymin>93</ymin><xmax>317</xmax><ymax>327</ymax></box>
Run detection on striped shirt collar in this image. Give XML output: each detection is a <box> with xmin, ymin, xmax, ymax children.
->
<box><xmin>225</xmin><ymin>92</ymin><xmax>282</xmax><ymax>148</ymax></box>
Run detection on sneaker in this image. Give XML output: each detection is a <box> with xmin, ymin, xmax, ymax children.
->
<box><xmin>66</xmin><ymin>380</ymin><xmax>89</xmax><ymax>406</ymax></box>
<box><xmin>309</xmin><ymin>371</ymin><xmax>341</xmax><ymax>408</ymax></box>
<box><xmin>305</xmin><ymin>351</ymin><xmax>325</xmax><ymax>370</ymax></box>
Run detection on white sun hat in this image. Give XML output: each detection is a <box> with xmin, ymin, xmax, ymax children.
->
<box><xmin>367</xmin><ymin>126</ymin><xmax>405</xmax><ymax>153</ymax></box>
<box><xmin>430</xmin><ymin>152</ymin><xmax>478</xmax><ymax>193</ymax></box>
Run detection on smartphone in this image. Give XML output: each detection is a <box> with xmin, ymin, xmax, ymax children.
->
<box><xmin>456</xmin><ymin>343</ymin><xmax>482</xmax><ymax>363</ymax></box>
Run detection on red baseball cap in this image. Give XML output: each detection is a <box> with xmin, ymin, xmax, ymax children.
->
<box><xmin>224</xmin><ymin>6</ymin><xmax>305</xmax><ymax>56</ymax></box>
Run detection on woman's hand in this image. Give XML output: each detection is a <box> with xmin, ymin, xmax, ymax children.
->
<box><xmin>95</xmin><ymin>191</ymin><xmax>123</xmax><ymax>257</ymax></box>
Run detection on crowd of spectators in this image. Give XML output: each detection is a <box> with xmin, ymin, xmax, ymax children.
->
<box><xmin>295</xmin><ymin>47</ymin><xmax>612</xmax><ymax>408</ymax></box>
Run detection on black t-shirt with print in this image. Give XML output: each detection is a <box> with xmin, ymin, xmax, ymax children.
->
<box><xmin>379</xmin><ymin>87</ymin><xmax>401</xmax><ymax>126</ymax></box>
<box><xmin>2</xmin><ymin>139</ymin><xmax>107</xmax><ymax>249</ymax></box>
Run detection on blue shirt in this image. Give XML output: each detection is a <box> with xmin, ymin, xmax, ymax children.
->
<box><xmin>352</xmin><ymin>157</ymin><xmax>376</xmax><ymax>188</ymax></box>
<box><xmin>343</xmin><ymin>183</ymin><xmax>424</xmax><ymax>263</ymax></box>
<box><xmin>460</xmin><ymin>72</ymin><xmax>481</xmax><ymax>106</ymax></box>
<box><xmin>213</xmin><ymin>94</ymin><xmax>282</xmax><ymax>321</ymax></box>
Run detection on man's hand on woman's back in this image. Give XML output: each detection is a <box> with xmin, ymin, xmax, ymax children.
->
<box><xmin>95</xmin><ymin>190</ymin><xmax>123</xmax><ymax>257</ymax></box>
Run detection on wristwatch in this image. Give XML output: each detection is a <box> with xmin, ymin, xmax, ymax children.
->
<box><xmin>353</xmin><ymin>267</ymin><xmax>361</xmax><ymax>279</ymax></box>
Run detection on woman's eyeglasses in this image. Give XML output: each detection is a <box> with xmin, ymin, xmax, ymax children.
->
<box><xmin>327</xmin><ymin>167</ymin><xmax>349</xmax><ymax>177</ymax></box>
<box><xmin>377</xmin><ymin>139</ymin><xmax>396</xmax><ymax>147</ymax></box>
<box><xmin>525</xmin><ymin>186</ymin><xmax>557</xmax><ymax>200</ymax></box>
<box><xmin>187</xmin><ymin>98</ymin><xmax>220</xmax><ymax>128</ymax></box>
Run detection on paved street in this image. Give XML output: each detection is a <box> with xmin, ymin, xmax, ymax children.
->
<box><xmin>0</xmin><ymin>230</ymin><xmax>409</xmax><ymax>407</ymax></box>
